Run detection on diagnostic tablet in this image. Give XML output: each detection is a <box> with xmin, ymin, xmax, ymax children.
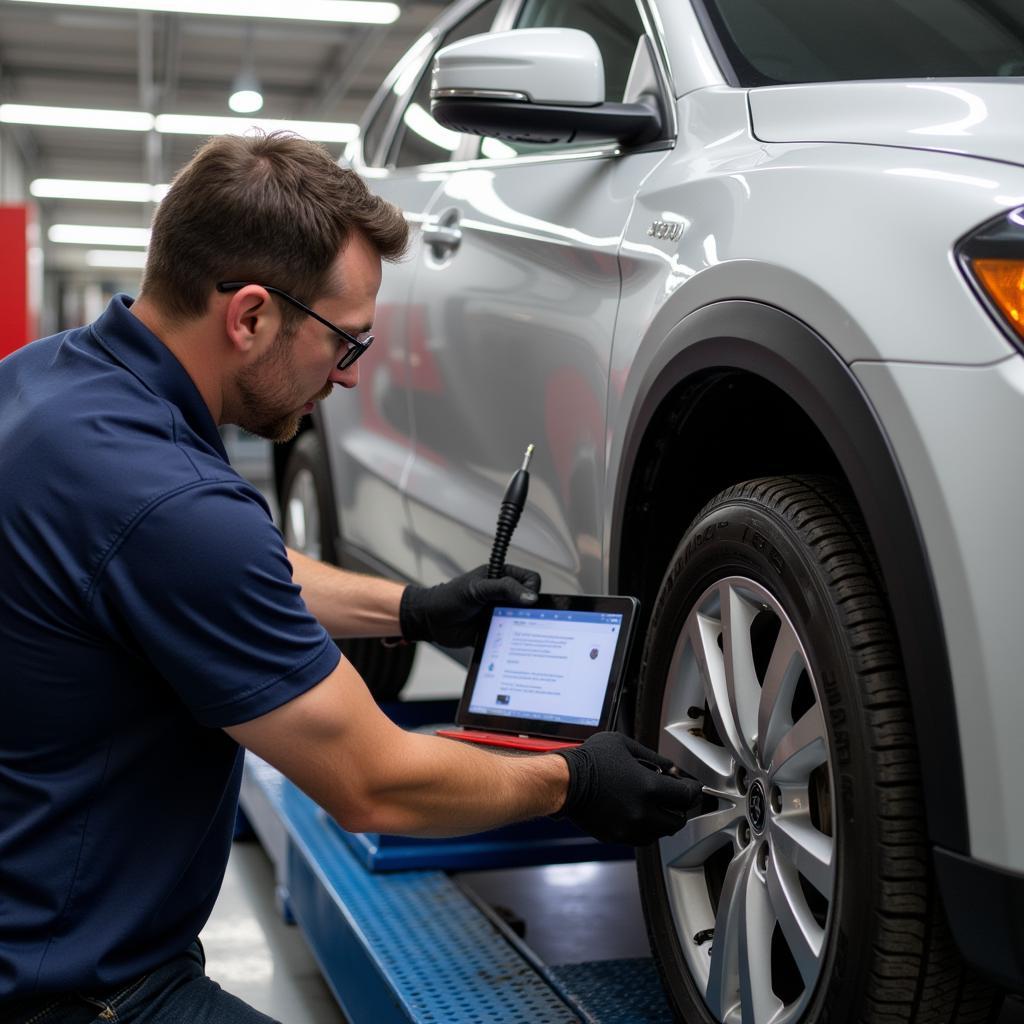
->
<box><xmin>442</xmin><ymin>593</ymin><xmax>639</xmax><ymax>747</ymax></box>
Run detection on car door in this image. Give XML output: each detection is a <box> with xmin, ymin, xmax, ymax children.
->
<box><xmin>324</xmin><ymin>0</ymin><xmax>505</xmax><ymax>581</ymax></box>
<box><xmin>401</xmin><ymin>0</ymin><xmax>675</xmax><ymax>593</ymax></box>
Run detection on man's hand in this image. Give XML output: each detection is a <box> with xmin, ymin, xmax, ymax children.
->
<box><xmin>400</xmin><ymin>564</ymin><xmax>541</xmax><ymax>648</ymax></box>
<box><xmin>553</xmin><ymin>732</ymin><xmax>702</xmax><ymax>846</ymax></box>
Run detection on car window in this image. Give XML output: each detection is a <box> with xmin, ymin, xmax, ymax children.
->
<box><xmin>357</xmin><ymin>33</ymin><xmax>435</xmax><ymax>169</ymax></box>
<box><xmin>699</xmin><ymin>0</ymin><xmax>1024</xmax><ymax>86</ymax></box>
<box><xmin>362</xmin><ymin>91</ymin><xmax>402</xmax><ymax>168</ymax></box>
<box><xmin>391</xmin><ymin>0</ymin><xmax>503</xmax><ymax>168</ymax></box>
<box><xmin>477</xmin><ymin>0</ymin><xmax>647</xmax><ymax>160</ymax></box>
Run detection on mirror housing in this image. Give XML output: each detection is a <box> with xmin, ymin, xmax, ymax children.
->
<box><xmin>430</xmin><ymin>28</ymin><xmax>662</xmax><ymax>147</ymax></box>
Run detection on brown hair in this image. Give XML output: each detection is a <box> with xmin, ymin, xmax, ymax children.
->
<box><xmin>140</xmin><ymin>131</ymin><xmax>408</xmax><ymax>328</ymax></box>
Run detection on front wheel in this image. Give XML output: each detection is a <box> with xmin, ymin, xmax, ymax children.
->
<box><xmin>635</xmin><ymin>476</ymin><xmax>998</xmax><ymax>1024</ymax></box>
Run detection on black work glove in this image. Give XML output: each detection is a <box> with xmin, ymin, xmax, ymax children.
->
<box><xmin>399</xmin><ymin>564</ymin><xmax>541</xmax><ymax>648</ymax></box>
<box><xmin>553</xmin><ymin>732</ymin><xmax>702</xmax><ymax>846</ymax></box>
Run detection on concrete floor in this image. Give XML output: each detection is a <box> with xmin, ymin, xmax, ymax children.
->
<box><xmin>201</xmin><ymin>842</ymin><xmax>344</xmax><ymax>1023</ymax></box>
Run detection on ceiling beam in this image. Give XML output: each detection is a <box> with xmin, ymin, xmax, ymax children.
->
<box><xmin>137</xmin><ymin>11</ymin><xmax>163</xmax><ymax>204</ymax></box>
<box><xmin>304</xmin><ymin>15</ymin><xmax>393</xmax><ymax>120</ymax></box>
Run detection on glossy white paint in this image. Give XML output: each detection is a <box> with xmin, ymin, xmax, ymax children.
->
<box><xmin>750</xmin><ymin>80</ymin><xmax>1024</xmax><ymax>168</ymax></box>
<box><xmin>854</xmin><ymin>355</ymin><xmax>1024</xmax><ymax>867</ymax></box>
<box><xmin>432</xmin><ymin>28</ymin><xmax>605</xmax><ymax>106</ymax></box>
<box><xmin>646</xmin><ymin>0</ymin><xmax>725</xmax><ymax>97</ymax></box>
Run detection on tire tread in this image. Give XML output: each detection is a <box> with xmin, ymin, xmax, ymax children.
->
<box><xmin>644</xmin><ymin>474</ymin><xmax>999</xmax><ymax>1024</ymax></box>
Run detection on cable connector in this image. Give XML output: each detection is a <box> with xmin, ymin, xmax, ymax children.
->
<box><xmin>488</xmin><ymin>443</ymin><xmax>535</xmax><ymax>580</ymax></box>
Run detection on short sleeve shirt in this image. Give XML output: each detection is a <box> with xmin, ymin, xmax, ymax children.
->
<box><xmin>0</xmin><ymin>295</ymin><xmax>341</xmax><ymax>997</ymax></box>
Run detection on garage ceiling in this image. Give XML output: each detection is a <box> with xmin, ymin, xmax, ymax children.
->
<box><xmin>0</xmin><ymin>0</ymin><xmax>447</xmax><ymax>273</ymax></box>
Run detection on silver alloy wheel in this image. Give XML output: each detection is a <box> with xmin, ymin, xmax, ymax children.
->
<box><xmin>283</xmin><ymin>467</ymin><xmax>322</xmax><ymax>560</ymax></box>
<box><xmin>658</xmin><ymin>577</ymin><xmax>836</xmax><ymax>1024</ymax></box>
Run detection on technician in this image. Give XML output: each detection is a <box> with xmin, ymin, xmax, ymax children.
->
<box><xmin>0</xmin><ymin>132</ymin><xmax>701</xmax><ymax>1024</ymax></box>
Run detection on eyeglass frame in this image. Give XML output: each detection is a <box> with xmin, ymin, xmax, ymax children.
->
<box><xmin>215</xmin><ymin>281</ymin><xmax>373</xmax><ymax>370</ymax></box>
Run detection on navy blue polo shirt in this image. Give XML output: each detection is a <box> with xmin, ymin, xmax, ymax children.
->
<box><xmin>0</xmin><ymin>295</ymin><xmax>341</xmax><ymax>998</ymax></box>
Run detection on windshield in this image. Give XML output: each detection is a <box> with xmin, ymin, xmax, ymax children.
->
<box><xmin>697</xmin><ymin>0</ymin><xmax>1024</xmax><ymax>85</ymax></box>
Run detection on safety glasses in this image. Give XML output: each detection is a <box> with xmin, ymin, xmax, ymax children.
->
<box><xmin>216</xmin><ymin>281</ymin><xmax>373</xmax><ymax>370</ymax></box>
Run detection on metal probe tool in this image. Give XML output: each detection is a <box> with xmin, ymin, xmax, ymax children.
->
<box><xmin>487</xmin><ymin>443</ymin><xmax>535</xmax><ymax>579</ymax></box>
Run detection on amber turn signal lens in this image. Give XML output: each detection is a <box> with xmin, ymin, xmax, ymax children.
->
<box><xmin>972</xmin><ymin>258</ymin><xmax>1024</xmax><ymax>340</ymax></box>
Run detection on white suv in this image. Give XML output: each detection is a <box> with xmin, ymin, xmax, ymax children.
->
<box><xmin>275</xmin><ymin>1</ymin><xmax>1024</xmax><ymax>1020</ymax></box>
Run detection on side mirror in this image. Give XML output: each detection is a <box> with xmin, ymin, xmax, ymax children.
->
<box><xmin>430</xmin><ymin>28</ymin><xmax>662</xmax><ymax>148</ymax></box>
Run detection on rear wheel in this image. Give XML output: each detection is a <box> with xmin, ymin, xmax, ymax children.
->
<box><xmin>281</xmin><ymin>431</ymin><xmax>414</xmax><ymax>702</ymax></box>
<box><xmin>635</xmin><ymin>476</ymin><xmax>999</xmax><ymax>1024</ymax></box>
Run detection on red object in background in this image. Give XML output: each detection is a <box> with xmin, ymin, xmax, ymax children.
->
<box><xmin>0</xmin><ymin>205</ymin><xmax>40</xmax><ymax>359</ymax></box>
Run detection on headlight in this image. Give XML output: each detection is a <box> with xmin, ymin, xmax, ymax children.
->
<box><xmin>958</xmin><ymin>206</ymin><xmax>1024</xmax><ymax>351</ymax></box>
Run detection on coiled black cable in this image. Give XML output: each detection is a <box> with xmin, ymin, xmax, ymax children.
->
<box><xmin>487</xmin><ymin>443</ymin><xmax>535</xmax><ymax>579</ymax></box>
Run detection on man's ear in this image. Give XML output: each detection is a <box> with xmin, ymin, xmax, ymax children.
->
<box><xmin>222</xmin><ymin>285</ymin><xmax>278</xmax><ymax>358</ymax></box>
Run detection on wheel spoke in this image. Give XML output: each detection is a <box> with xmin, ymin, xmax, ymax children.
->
<box><xmin>689</xmin><ymin>611</ymin><xmax>749</xmax><ymax>767</ymax></box>
<box><xmin>757</xmin><ymin>626</ymin><xmax>802</xmax><ymax>767</ymax></box>
<box><xmin>770</xmin><ymin>814</ymin><xmax>834</xmax><ymax>898</ymax></box>
<box><xmin>660</xmin><ymin>803</ymin><xmax>743</xmax><ymax>870</ymax></box>
<box><xmin>765</xmin><ymin>854</ymin><xmax>824</xmax><ymax>986</ymax></box>
<box><xmin>721</xmin><ymin>583</ymin><xmax>761</xmax><ymax>761</ymax></box>
<box><xmin>704</xmin><ymin>847</ymin><xmax>752</xmax><ymax>1019</ymax></box>
<box><xmin>661</xmin><ymin>721</ymin><xmax>733</xmax><ymax>791</ymax></box>
<box><xmin>767</xmin><ymin>704</ymin><xmax>827</xmax><ymax>784</ymax></box>
<box><xmin>739</xmin><ymin>862</ymin><xmax>783</xmax><ymax>1024</ymax></box>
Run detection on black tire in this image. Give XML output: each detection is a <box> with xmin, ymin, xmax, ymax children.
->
<box><xmin>280</xmin><ymin>431</ymin><xmax>414</xmax><ymax>702</ymax></box>
<box><xmin>635</xmin><ymin>476</ymin><xmax>1000</xmax><ymax>1024</ymax></box>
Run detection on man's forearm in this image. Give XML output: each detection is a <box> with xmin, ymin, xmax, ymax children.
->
<box><xmin>356</xmin><ymin>731</ymin><xmax>570</xmax><ymax>837</ymax></box>
<box><xmin>227</xmin><ymin>660</ymin><xmax>570</xmax><ymax>838</ymax></box>
<box><xmin>287</xmin><ymin>546</ymin><xmax>404</xmax><ymax>638</ymax></box>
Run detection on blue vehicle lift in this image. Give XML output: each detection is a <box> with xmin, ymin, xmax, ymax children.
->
<box><xmin>237</xmin><ymin>701</ymin><xmax>676</xmax><ymax>1024</ymax></box>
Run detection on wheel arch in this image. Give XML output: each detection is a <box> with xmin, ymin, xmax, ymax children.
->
<box><xmin>609</xmin><ymin>299</ymin><xmax>968</xmax><ymax>854</ymax></box>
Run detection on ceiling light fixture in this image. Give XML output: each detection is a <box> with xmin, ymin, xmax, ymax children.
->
<box><xmin>86</xmin><ymin>249</ymin><xmax>149</xmax><ymax>268</ymax></box>
<box><xmin>154</xmin><ymin>113</ymin><xmax>357</xmax><ymax>142</ymax></box>
<box><xmin>49</xmin><ymin>224</ymin><xmax>152</xmax><ymax>246</ymax></box>
<box><xmin>229</xmin><ymin>75</ymin><xmax>263</xmax><ymax>114</ymax></box>
<box><xmin>2</xmin><ymin>105</ymin><xmax>356</xmax><ymax>143</ymax></box>
<box><xmin>30</xmin><ymin>179</ymin><xmax>168</xmax><ymax>202</ymax></box>
<box><xmin>7</xmin><ymin>0</ymin><xmax>399</xmax><ymax>24</ymax></box>
<box><xmin>229</xmin><ymin>22</ymin><xmax>263</xmax><ymax>114</ymax></box>
<box><xmin>0</xmin><ymin>104</ymin><xmax>153</xmax><ymax>131</ymax></box>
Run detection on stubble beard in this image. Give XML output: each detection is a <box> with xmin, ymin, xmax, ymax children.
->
<box><xmin>235</xmin><ymin>331</ymin><xmax>333</xmax><ymax>444</ymax></box>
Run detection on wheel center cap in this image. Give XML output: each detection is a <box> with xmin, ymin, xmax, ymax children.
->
<box><xmin>748</xmin><ymin>780</ymin><xmax>767</xmax><ymax>834</ymax></box>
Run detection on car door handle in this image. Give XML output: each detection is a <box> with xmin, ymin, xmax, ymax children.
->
<box><xmin>423</xmin><ymin>224</ymin><xmax>462</xmax><ymax>248</ymax></box>
<box><xmin>423</xmin><ymin>210</ymin><xmax>462</xmax><ymax>256</ymax></box>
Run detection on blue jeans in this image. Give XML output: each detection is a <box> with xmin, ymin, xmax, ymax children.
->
<box><xmin>0</xmin><ymin>942</ymin><xmax>280</xmax><ymax>1024</ymax></box>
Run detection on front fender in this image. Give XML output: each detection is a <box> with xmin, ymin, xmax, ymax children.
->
<box><xmin>608</xmin><ymin>299</ymin><xmax>967</xmax><ymax>855</ymax></box>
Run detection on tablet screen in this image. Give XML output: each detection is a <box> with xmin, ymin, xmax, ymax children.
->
<box><xmin>457</xmin><ymin>594</ymin><xmax>638</xmax><ymax>741</ymax></box>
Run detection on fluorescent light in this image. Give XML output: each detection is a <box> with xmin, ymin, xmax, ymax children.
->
<box><xmin>3</xmin><ymin>104</ymin><xmax>357</xmax><ymax>143</ymax></box>
<box><xmin>7</xmin><ymin>0</ymin><xmax>399</xmax><ymax>23</ymax></box>
<box><xmin>30</xmin><ymin>178</ymin><xmax>168</xmax><ymax>202</ymax></box>
<box><xmin>86</xmin><ymin>249</ymin><xmax>148</xmax><ymax>268</ymax></box>
<box><xmin>154</xmin><ymin>113</ymin><xmax>357</xmax><ymax>142</ymax></box>
<box><xmin>49</xmin><ymin>224</ymin><xmax>151</xmax><ymax>246</ymax></box>
<box><xmin>0</xmin><ymin>103</ymin><xmax>153</xmax><ymax>131</ymax></box>
<box><xmin>402</xmin><ymin>103</ymin><xmax>459</xmax><ymax>153</ymax></box>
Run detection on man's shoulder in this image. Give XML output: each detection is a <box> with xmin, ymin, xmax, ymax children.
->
<box><xmin>0</xmin><ymin>322</ymin><xmax>267</xmax><ymax>599</ymax></box>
